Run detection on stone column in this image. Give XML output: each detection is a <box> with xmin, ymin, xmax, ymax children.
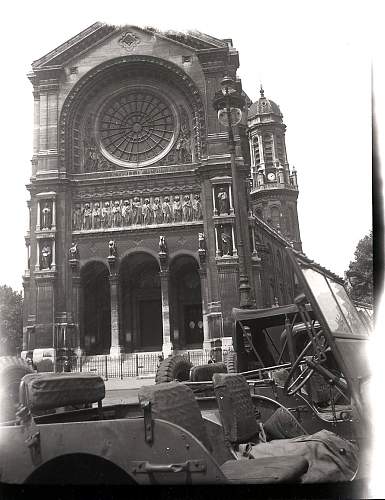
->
<box><xmin>71</xmin><ymin>274</ymin><xmax>83</xmax><ymax>356</ymax></box>
<box><xmin>109</xmin><ymin>273</ymin><xmax>122</xmax><ymax>356</ymax></box>
<box><xmin>199</xmin><ymin>268</ymin><xmax>211</xmax><ymax>351</ymax></box>
<box><xmin>159</xmin><ymin>270</ymin><xmax>173</xmax><ymax>356</ymax></box>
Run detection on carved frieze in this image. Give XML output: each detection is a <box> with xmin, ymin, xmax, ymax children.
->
<box><xmin>72</xmin><ymin>192</ymin><xmax>203</xmax><ymax>231</ymax></box>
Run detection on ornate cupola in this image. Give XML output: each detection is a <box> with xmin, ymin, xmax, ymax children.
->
<box><xmin>247</xmin><ymin>86</ymin><xmax>302</xmax><ymax>250</ymax></box>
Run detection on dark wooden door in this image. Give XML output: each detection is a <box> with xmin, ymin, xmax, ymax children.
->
<box><xmin>139</xmin><ymin>300</ymin><xmax>163</xmax><ymax>349</ymax></box>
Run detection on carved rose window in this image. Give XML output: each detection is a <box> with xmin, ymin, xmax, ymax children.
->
<box><xmin>97</xmin><ymin>88</ymin><xmax>177</xmax><ymax>167</ymax></box>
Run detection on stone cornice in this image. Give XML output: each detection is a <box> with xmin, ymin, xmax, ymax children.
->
<box><xmin>32</xmin><ymin>22</ymin><xmax>116</xmax><ymax>70</ymax></box>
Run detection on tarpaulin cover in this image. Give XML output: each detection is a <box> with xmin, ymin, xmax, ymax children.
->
<box><xmin>20</xmin><ymin>372</ymin><xmax>105</xmax><ymax>411</ymax></box>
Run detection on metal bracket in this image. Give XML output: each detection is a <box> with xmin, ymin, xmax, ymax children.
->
<box><xmin>141</xmin><ymin>400</ymin><xmax>153</xmax><ymax>444</ymax></box>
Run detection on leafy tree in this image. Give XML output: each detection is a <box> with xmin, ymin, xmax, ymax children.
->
<box><xmin>0</xmin><ymin>285</ymin><xmax>23</xmax><ymax>355</ymax></box>
<box><xmin>345</xmin><ymin>230</ymin><xmax>373</xmax><ymax>304</ymax></box>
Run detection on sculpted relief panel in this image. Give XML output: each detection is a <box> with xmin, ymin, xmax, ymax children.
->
<box><xmin>72</xmin><ymin>192</ymin><xmax>203</xmax><ymax>232</ymax></box>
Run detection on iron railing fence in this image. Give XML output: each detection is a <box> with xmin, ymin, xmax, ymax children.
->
<box><xmin>56</xmin><ymin>349</ymin><xmax>234</xmax><ymax>380</ymax></box>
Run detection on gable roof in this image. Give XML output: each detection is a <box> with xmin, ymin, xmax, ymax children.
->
<box><xmin>32</xmin><ymin>22</ymin><xmax>231</xmax><ymax>70</ymax></box>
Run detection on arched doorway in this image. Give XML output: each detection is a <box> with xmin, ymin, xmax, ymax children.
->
<box><xmin>120</xmin><ymin>253</ymin><xmax>162</xmax><ymax>352</ymax></box>
<box><xmin>81</xmin><ymin>261</ymin><xmax>111</xmax><ymax>355</ymax></box>
<box><xmin>170</xmin><ymin>255</ymin><xmax>203</xmax><ymax>349</ymax></box>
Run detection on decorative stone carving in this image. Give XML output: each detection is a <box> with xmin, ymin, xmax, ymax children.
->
<box><xmin>198</xmin><ymin>232</ymin><xmax>206</xmax><ymax>267</ymax></box>
<box><xmin>102</xmin><ymin>201</ymin><xmax>112</xmax><ymax>229</ymax></box>
<box><xmin>159</xmin><ymin>235</ymin><xmax>168</xmax><ymax>270</ymax></box>
<box><xmin>217</xmin><ymin>186</ymin><xmax>230</xmax><ymax>215</ymax></box>
<box><xmin>41</xmin><ymin>244</ymin><xmax>52</xmax><ymax>269</ymax></box>
<box><xmin>109</xmin><ymin>240</ymin><xmax>117</xmax><ymax>257</ymax></box>
<box><xmin>60</xmin><ymin>56</ymin><xmax>207</xmax><ymax>173</ymax></box>
<box><xmin>122</xmin><ymin>200</ymin><xmax>132</xmax><ymax>226</ymax></box>
<box><xmin>182</xmin><ymin>194</ymin><xmax>192</xmax><ymax>222</ymax></box>
<box><xmin>192</xmin><ymin>194</ymin><xmax>203</xmax><ymax>221</ymax></box>
<box><xmin>118</xmin><ymin>32</ymin><xmax>140</xmax><ymax>51</ymax></box>
<box><xmin>82</xmin><ymin>203</ymin><xmax>92</xmax><ymax>230</ymax></box>
<box><xmin>132</xmin><ymin>197</ymin><xmax>142</xmax><ymax>225</ymax></box>
<box><xmin>108</xmin><ymin>240</ymin><xmax>118</xmax><ymax>271</ymax></box>
<box><xmin>83</xmin><ymin>114</ymin><xmax>110</xmax><ymax>172</ymax></box>
<box><xmin>69</xmin><ymin>242</ymin><xmax>79</xmax><ymax>260</ymax></box>
<box><xmin>69</xmin><ymin>242</ymin><xmax>79</xmax><ymax>271</ymax></box>
<box><xmin>112</xmin><ymin>200</ymin><xmax>122</xmax><ymax>227</ymax></box>
<box><xmin>72</xmin><ymin>204</ymin><xmax>82</xmax><ymax>230</ymax></box>
<box><xmin>92</xmin><ymin>202</ymin><xmax>101</xmax><ymax>229</ymax></box>
<box><xmin>175</xmin><ymin>106</ymin><xmax>192</xmax><ymax>164</ymax></box>
<box><xmin>72</xmin><ymin>192</ymin><xmax>203</xmax><ymax>232</ymax></box>
<box><xmin>41</xmin><ymin>201</ymin><xmax>52</xmax><ymax>229</ymax></box>
<box><xmin>159</xmin><ymin>235</ymin><xmax>167</xmax><ymax>254</ymax></box>
<box><xmin>162</xmin><ymin>197</ymin><xmax>172</xmax><ymax>224</ymax></box>
<box><xmin>220</xmin><ymin>225</ymin><xmax>233</xmax><ymax>257</ymax></box>
<box><xmin>142</xmin><ymin>199</ymin><xmax>152</xmax><ymax>225</ymax></box>
<box><xmin>173</xmin><ymin>195</ymin><xmax>182</xmax><ymax>223</ymax></box>
<box><xmin>152</xmin><ymin>197</ymin><xmax>163</xmax><ymax>224</ymax></box>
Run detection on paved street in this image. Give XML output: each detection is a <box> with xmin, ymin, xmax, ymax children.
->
<box><xmin>103</xmin><ymin>376</ymin><xmax>155</xmax><ymax>405</ymax></box>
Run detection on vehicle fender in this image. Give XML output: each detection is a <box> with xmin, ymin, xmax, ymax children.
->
<box><xmin>0</xmin><ymin>417</ymin><xmax>226</xmax><ymax>484</ymax></box>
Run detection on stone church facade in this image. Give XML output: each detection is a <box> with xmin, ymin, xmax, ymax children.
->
<box><xmin>22</xmin><ymin>23</ymin><xmax>302</xmax><ymax>358</ymax></box>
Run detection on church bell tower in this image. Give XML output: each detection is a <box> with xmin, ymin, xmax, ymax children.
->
<box><xmin>248</xmin><ymin>87</ymin><xmax>302</xmax><ymax>251</ymax></box>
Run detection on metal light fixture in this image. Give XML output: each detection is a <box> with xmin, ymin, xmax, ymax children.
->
<box><xmin>213</xmin><ymin>75</ymin><xmax>251</xmax><ymax>308</ymax></box>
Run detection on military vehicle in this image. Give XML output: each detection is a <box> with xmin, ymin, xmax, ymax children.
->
<box><xmin>0</xmin><ymin>247</ymin><xmax>370</xmax><ymax>485</ymax></box>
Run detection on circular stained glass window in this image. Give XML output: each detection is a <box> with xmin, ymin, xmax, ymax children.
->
<box><xmin>98</xmin><ymin>88</ymin><xmax>177</xmax><ymax>167</ymax></box>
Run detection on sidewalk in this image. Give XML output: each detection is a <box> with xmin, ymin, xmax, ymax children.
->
<box><xmin>104</xmin><ymin>375</ymin><xmax>155</xmax><ymax>391</ymax></box>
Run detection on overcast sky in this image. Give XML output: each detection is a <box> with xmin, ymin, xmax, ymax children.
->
<box><xmin>0</xmin><ymin>0</ymin><xmax>379</xmax><ymax>291</ymax></box>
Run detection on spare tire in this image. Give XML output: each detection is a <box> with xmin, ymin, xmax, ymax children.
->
<box><xmin>0</xmin><ymin>356</ymin><xmax>34</xmax><ymax>422</ymax></box>
<box><xmin>155</xmin><ymin>355</ymin><xmax>193</xmax><ymax>384</ymax></box>
<box><xmin>225</xmin><ymin>351</ymin><xmax>238</xmax><ymax>373</ymax></box>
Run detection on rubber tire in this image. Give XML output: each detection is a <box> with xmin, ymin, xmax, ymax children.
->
<box><xmin>155</xmin><ymin>355</ymin><xmax>193</xmax><ymax>384</ymax></box>
<box><xmin>225</xmin><ymin>351</ymin><xmax>238</xmax><ymax>373</ymax></box>
<box><xmin>0</xmin><ymin>356</ymin><xmax>34</xmax><ymax>422</ymax></box>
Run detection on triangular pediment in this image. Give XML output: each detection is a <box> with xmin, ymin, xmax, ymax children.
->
<box><xmin>32</xmin><ymin>22</ymin><xmax>230</xmax><ymax>70</ymax></box>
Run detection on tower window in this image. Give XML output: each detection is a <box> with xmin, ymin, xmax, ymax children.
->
<box><xmin>262</xmin><ymin>134</ymin><xmax>273</xmax><ymax>165</ymax></box>
<box><xmin>253</xmin><ymin>139</ymin><xmax>260</xmax><ymax>166</ymax></box>
<box><xmin>271</xmin><ymin>206</ymin><xmax>280</xmax><ymax>229</ymax></box>
<box><xmin>276</xmin><ymin>135</ymin><xmax>285</xmax><ymax>164</ymax></box>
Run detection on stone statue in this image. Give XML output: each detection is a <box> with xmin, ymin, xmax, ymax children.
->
<box><xmin>198</xmin><ymin>232</ymin><xmax>205</xmax><ymax>251</ymax></box>
<box><xmin>102</xmin><ymin>201</ymin><xmax>112</xmax><ymax>228</ymax></box>
<box><xmin>41</xmin><ymin>202</ymin><xmax>52</xmax><ymax>229</ymax></box>
<box><xmin>72</xmin><ymin>204</ymin><xmax>82</xmax><ymax>230</ymax></box>
<box><xmin>69</xmin><ymin>242</ymin><xmax>79</xmax><ymax>260</ymax></box>
<box><xmin>159</xmin><ymin>235</ymin><xmax>167</xmax><ymax>254</ymax></box>
<box><xmin>221</xmin><ymin>228</ymin><xmax>232</xmax><ymax>256</ymax></box>
<box><xmin>173</xmin><ymin>195</ymin><xmax>182</xmax><ymax>223</ymax></box>
<box><xmin>132</xmin><ymin>197</ymin><xmax>142</xmax><ymax>225</ymax></box>
<box><xmin>182</xmin><ymin>195</ymin><xmax>192</xmax><ymax>222</ymax></box>
<box><xmin>162</xmin><ymin>196</ymin><xmax>172</xmax><ymax>224</ymax></box>
<box><xmin>112</xmin><ymin>200</ymin><xmax>122</xmax><ymax>227</ymax></box>
<box><xmin>82</xmin><ymin>203</ymin><xmax>92</xmax><ymax>230</ymax></box>
<box><xmin>108</xmin><ymin>240</ymin><xmax>117</xmax><ymax>257</ymax></box>
<box><xmin>92</xmin><ymin>202</ymin><xmax>101</xmax><ymax>229</ymax></box>
<box><xmin>176</xmin><ymin>106</ymin><xmax>192</xmax><ymax>163</ymax></box>
<box><xmin>152</xmin><ymin>197</ymin><xmax>163</xmax><ymax>225</ymax></box>
<box><xmin>142</xmin><ymin>199</ymin><xmax>152</xmax><ymax>225</ymax></box>
<box><xmin>217</xmin><ymin>187</ymin><xmax>229</xmax><ymax>215</ymax></box>
<box><xmin>121</xmin><ymin>200</ymin><xmax>132</xmax><ymax>226</ymax></box>
<box><xmin>192</xmin><ymin>194</ymin><xmax>202</xmax><ymax>220</ymax></box>
<box><xmin>41</xmin><ymin>244</ymin><xmax>52</xmax><ymax>269</ymax></box>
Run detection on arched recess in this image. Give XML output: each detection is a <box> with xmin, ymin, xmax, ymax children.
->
<box><xmin>120</xmin><ymin>252</ymin><xmax>162</xmax><ymax>352</ymax></box>
<box><xmin>59</xmin><ymin>55</ymin><xmax>206</xmax><ymax>173</ymax></box>
<box><xmin>80</xmin><ymin>261</ymin><xmax>111</xmax><ymax>355</ymax></box>
<box><xmin>169</xmin><ymin>255</ymin><xmax>203</xmax><ymax>348</ymax></box>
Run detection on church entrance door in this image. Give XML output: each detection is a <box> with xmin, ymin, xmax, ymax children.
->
<box><xmin>120</xmin><ymin>253</ymin><xmax>162</xmax><ymax>352</ymax></box>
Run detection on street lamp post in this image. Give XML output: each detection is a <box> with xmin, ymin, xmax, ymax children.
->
<box><xmin>213</xmin><ymin>75</ymin><xmax>251</xmax><ymax>308</ymax></box>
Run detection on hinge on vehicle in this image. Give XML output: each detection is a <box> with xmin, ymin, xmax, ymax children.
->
<box><xmin>131</xmin><ymin>459</ymin><xmax>206</xmax><ymax>474</ymax></box>
<box><xmin>141</xmin><ymin>400</ymin><xmax>153</xmax><ymax>444</ymax></box>
<box><xmin>16</xmin><ymin>404</ymin><xmax>42</xmax><ymax>465</ymax></box>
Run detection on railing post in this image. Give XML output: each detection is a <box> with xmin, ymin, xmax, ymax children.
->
<box><xmin>120</xmin><ymin>355</ymin><xmax>123</xmax><ymax>380</ymax></box>
<box><xmin>79</xmin><ymin>355</ymin><xmax>83</xmax><ymax>373</ymax></box>
<box><xmin>135</xmin><ymin>354</ymin><xmax>139</xmax><ymax>377</ymax></box>
<box><xmin>105</xmin><ymin>355</ymin><xmax>108</xmax><ymax>381</ymax></box>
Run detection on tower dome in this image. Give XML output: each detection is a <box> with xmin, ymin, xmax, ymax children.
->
<box><xmin>248</xmin><ymin>85</ymin><xmax>283</xmax><ymax>121</ymax></box>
